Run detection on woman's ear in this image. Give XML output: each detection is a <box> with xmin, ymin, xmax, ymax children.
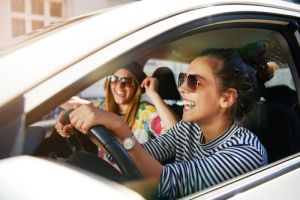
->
<box><xmin>220</xmin><ymin>88</ymin><xmax>238</xmax><ymax>108</ymax></box>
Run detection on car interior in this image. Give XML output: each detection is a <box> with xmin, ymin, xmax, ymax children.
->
<box><xmin>23</xmin><ymin>25</ymin><xmax>300</xmax><ymax>193</ymax></box>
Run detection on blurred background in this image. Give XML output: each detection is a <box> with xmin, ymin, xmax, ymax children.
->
<box><xmin>0</xmin><ymin>0</ymin><xmax>299</xmax><ymax>50</ymax></box>
<box><xmin>0</xmin><ymin>0</ymin><xmax>140</xmax><ymax>50</ymax></box>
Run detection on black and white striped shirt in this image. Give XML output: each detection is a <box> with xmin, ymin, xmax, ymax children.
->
<box><xmin>142</xmin><ymin>121</ymin><xmax>268</xmax><ymax>199</ymax></box>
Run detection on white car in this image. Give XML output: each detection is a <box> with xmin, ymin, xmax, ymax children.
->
<box><xmin>1</xmin><ymin>0</ymin><xmax>300</xmax><ymax>199</ymax></box>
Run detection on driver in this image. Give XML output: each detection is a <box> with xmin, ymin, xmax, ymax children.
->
<box><xmin>56</xmin><ymin>42</ymin><xmax>276</xmax><ymax>199</ymax></box>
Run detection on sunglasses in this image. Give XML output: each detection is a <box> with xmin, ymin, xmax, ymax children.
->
<box><xmin>107</xmin><ymin>75</ymin><xmax>134</xmax><ymax>87</ymax></box>
<box><xmin>178</xmin><ymin>72</ymin><xmax>202</xmax><ymax>92</ymax></box>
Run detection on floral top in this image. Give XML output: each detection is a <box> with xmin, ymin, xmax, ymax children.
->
<box><xmin>95</xmin><ymin>99</ymin><xmax>163</xmax><ymax>143</ymax></box>
<box><xmin>132</xmin><ymin>101</ymin><xmax>163</xmax><ymax>143</ymax></box>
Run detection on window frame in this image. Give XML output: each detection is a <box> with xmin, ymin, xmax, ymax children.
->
<box><xmin>24</xmin><ymin>8</ymin><xmax>300</xmax><ymax>125</ymax></box>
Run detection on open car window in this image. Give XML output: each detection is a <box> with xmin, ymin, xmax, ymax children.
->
<box><xmin>40</xmin><ymin>25</ymin><xmax>300</xmax><ymax>123</ymax></box>
<box><xmin>78</xmin><ymin>27</ymin><xmax>297</xmax><ymax>104</ymax></box>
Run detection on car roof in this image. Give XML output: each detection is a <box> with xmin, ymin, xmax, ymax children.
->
<box><xmin>0</xmin><ymin>0</ymin><xmax>299</xmax><ymax>108</ymax></box>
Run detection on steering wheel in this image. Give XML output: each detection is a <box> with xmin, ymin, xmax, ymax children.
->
<box><xmin>61</xmin><ymin>109</ymin><xmax>143</xmax><ymax>181</ymax></box>
<box><xmin>88</xmin><ymin>125</ymin><xmax>143</xmax><ymax>179</ymax></box>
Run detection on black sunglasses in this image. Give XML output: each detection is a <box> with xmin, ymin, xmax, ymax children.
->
<box><xmin>178</xmin><ymin>73</ymin><xmax>202</xmax><ymax>92</ymax></box>
<box><xmin>107</xmin><ymin>75</ymin><xmax>134</xmax><ymax>87</ymax></box>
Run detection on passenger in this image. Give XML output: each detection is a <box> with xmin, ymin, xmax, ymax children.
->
<box><xmin>56</xmin><ymin>42</ymin><xmax>275</xmax><ymax>199</ymax></box>
<box><xmin>100</xmin><ymin>62</ymin><xmax>162</xmax><ymax>142</ymax></box>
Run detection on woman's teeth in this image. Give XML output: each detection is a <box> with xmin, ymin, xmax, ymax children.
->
<box><xmin>183</xmin><ymin>100</ymin><xmax>195</xmax><ymax>110</ymax></box>
<box><xmin>116</xmin><ymin>90</ymin><xmax>125</xmax><ymax>97</ymax></box>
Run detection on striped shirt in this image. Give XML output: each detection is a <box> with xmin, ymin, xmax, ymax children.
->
<box><xmin>142</xmin><ymin>121</ymin><xmax>268</xmax><ymax>199</ymax></box>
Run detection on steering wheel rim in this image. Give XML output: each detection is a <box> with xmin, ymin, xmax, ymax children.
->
<box><xmin>88</xmin><ymin>125</ymin><xmax>143</xmax><ymax>180</ymax></box>
<box><xmin>61</xmin><ymin>109</ymin><xmax>143</xmax><ymax>180</ymax></box>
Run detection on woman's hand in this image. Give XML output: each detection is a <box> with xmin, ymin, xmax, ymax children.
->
<box><xmin>141</xmin><ymin>77</ymin><xmax>159</xmax><ymax>99</ymax></box>
<box><xmin>55</xmin><ymin>110</ymin><xmax>74</xmax><ymax>138</ymax></box>
<box><xmin>68</xmin><ymin>103</ymin><xmax>103</xmax><ymax>134</ymax></box>
<box><xmin>68</xmin><ymin>104</ymin><xmax>131</xmax><ymax>140</ymax></box>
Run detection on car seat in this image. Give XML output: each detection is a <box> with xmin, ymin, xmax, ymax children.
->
<box><xmin>243</xmin><ymin>101</ymin><xmax>300</xmax><ymax>163</ymax></box>
<box><xmin>152</xmin><ymin>67</ymin><xmax>183</xmax><ymax>117</ymax></box>
<box><xmin>263</xmin><ymin>85</ymin><xmax>300</xmax><ymax>117</ymax></box>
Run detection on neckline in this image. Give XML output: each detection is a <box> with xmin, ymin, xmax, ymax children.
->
<box><xmin>200</xmin><ymin>122</ymin><xmax>239</xmax><ymax>149</ymax></box>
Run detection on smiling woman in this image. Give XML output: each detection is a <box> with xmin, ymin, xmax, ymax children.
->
<box><xmin>1</xmin><ymin>1</ymin><xmax>300</xmax><ymax>199</ymax></box>
<box><xmin>101</xmin><ymin>62</ymin><xmax>174</xmax><ymax>143</ymax></box>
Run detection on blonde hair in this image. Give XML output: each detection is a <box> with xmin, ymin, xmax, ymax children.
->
<box><xmin>104</xmin><ymin>75</ymin><xmax>142</xmax><ymax>128</ymax></box>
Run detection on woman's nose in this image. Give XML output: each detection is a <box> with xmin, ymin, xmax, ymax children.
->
<box><xmin>178</xmin><ymin>83</ymin><xmax>187</xmax><ymax>94</ymax></box>
<box><xmin>115</xmin><ymin>81</ymin><xmax>126</xmax><ymax>87</ymax></box>
<box><xmin>178</xmin><ymin>78</ymin><xmax>190</xmax><ymax>93</ymax></box>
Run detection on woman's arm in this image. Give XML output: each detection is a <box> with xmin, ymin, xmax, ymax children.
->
<box><xmin>141</xmin><ymin>77</ymin><xmax>180</xmax><ymax>130</ymax></box>
<box><xmin>66</xmin><ymin>104</ymin><xmax>164</xmax><ymax>177</ymax></box>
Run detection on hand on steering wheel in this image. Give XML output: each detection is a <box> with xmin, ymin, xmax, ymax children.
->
<box><xmin>58</xmin><ymin>109</ymin><xmax>143</xmax><ymax>180</ymax></box>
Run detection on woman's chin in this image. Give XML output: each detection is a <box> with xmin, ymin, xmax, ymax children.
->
<box><xmin>114</xmin><ymin>97</ymin><xmax>127</xmax><ymax>104</ymax></box>
<box><xmin>182</xmin><ymin>113</ymin><xmax>193</xmax><ymax>123</ymax></box>
<box><xmin>182</xmin><ymin>110</ymin><xmax>200</xmax><ymax>123</ymax></box>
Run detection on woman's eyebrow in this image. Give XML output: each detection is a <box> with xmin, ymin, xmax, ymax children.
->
<box><xmin>195</xmin><ymin>74</ymin><xmax>215</xmax><ymax>84</ymax></box>
<box><xmin>192</xmin><ymin>74</ymin><xmax>206</xmax><ymax>81</ymax></box>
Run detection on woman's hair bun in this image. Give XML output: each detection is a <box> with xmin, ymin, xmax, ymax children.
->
<box><xmin>258</xmin><ymin>61</ymin><xmax>277</xmax><ymax>82</ymax></box>
<box><xmin>239</xmin><ymin>40</ymin><xmax>277</xmax><ymax>83</ymax></box>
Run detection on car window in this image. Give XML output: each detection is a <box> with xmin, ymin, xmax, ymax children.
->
<box><xmin>265</xmin><ymin>65</ymin><xmax>295</xmax><ymax>90</ymax></box>
<box><xmin>261</xmin><ymin>31</ymin><xmax>296</xmax><ymax>91</ymax></box>
<box><xmin>145</xmin><ymin>28</ymin><xmax>297</xmax><ymax>92</ymax></box>
<box><xmin>79</xmin><ymin>79</ymin><xmax>106</xmax><ymax>100</ymax></box>
<box><xmin>43</xmin><ymin>28</ymin><xmax>299</xmax><ymax>120</ymax></box>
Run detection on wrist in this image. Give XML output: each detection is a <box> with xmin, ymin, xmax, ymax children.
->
<box><xmin>123</xmin><ymin>134</ymin><xmax>137</xmax><ymax>150</ymax></box>
<box><xmin>148</xmin><ymin>91</ymin><xmax>160</xmax><ymax>101</ymax></box>
<box><xmin>110</xmin><ymin>115</ymin><xmax>132</xmax><ymax>139</ymax></box>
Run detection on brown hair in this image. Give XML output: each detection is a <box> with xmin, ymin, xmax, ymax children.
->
<box><xmin>200</xmin><ymin>40</ymin><xmax>277</xmax><ymax>121</ymax></box>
